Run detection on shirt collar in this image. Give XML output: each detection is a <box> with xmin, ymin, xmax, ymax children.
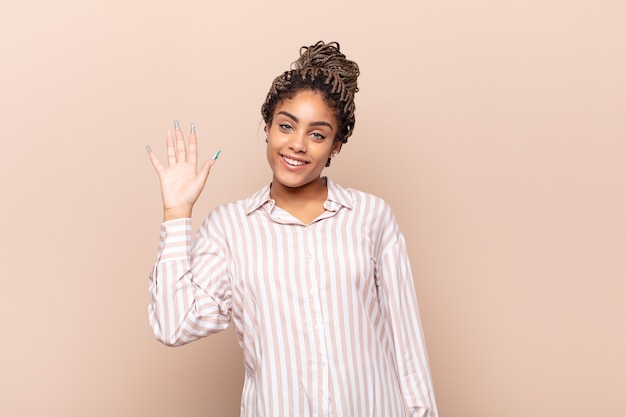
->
<box><xmin>244</xmin><ymin>177</ymin><xmax>353</xmax><ymax>215</ymax></box>
<box><xmin>244</xmin><ymin>183</ymin><xmax>273</xmax><ymax>215</ymax></box>
<box><xmin>324</xmin><ymin>177</ymin><xmax>353</xmax><ymax>212</ymax></box>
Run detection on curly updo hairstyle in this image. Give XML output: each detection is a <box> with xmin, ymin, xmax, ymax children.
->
<box><xmin>261</xmin><ymin>41</ymin><xmax>360</xmax><ymax>167</ymax></box>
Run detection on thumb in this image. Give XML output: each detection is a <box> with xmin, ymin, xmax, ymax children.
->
<box><xmin>197</xmin><ymin>158</ymin><xmax>214</xmax><ymax>187</ymax></box>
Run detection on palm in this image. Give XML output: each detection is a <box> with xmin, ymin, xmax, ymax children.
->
<box><xmin>148</xmin><ymin>124</ymin><xmax>215</xmax><ymax>218</ymax></box>
<box><xmin>159</xmin><ymin>160</ymin><xmax>205</xmax><ymax>208</ymax></box>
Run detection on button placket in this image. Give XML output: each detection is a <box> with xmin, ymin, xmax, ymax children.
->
<box><xmin>306</xmin><ymin>225</ymin><xmax>331</xmax><ymax>416</ymax></box>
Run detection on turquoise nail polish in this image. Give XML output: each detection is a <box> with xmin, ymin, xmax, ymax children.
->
<box><xmin>191</xmin><ymin>122</ymin><xmax>195</xmax><ymax>134</ymax></box>
<box><xmin>146</xmin><ymin>145</ymin><xmax>152</xmax><ymax>153</ymax></box>
<box><xmin>174</xmin><ymin>120</ymin><xmax>180</xmax><ymax>130</ymax></box>
<box><xmin>212</xmin><ymin>150</ymin><xmax>221</xmax><ymax>161</ymax></box>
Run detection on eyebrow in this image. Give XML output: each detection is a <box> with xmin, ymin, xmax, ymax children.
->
<box><xmin>277</xmin><ymin>111</ymin><xmax>334</xmax><ymax>130</ymax></box>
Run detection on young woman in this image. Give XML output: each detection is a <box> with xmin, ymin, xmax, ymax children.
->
<box><xmin>147</xmin><ymin>41</ymin><xmax>438</xmax><ymax>417</ymax></box>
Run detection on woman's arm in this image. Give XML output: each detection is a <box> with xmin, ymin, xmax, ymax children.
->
<box><xmin>148</xmin><ymin>218</ymin><xmax>232</xmax><ymax>346</ymax></box>
<box><xmin>147</xmin><ymin>122</ymin><xmax>228</xmax><ymax>346</ymax></box>
<box><xmin>377</xmin><ymin>212</ymin><xmax>438</xmax><ymax>416</ymax></box>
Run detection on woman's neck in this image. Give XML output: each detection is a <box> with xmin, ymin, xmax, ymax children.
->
<box><xmin>270</xmin><ymin>177</ymin><xmax>328</xmax><ymax>223</ymax></box>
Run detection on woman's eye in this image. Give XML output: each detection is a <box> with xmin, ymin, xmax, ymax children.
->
<box><xmin>279</xmin><ymin>124</ymin><xmax>293</xmax><ymax>131</ymax></box>
<box><xmin>311</xmin><ymin>132</ymin><xmax>325</xmax><ymax>140</ymax></box>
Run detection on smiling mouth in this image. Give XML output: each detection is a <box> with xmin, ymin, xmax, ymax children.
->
<box><xmin>281</xmin><ymin>155</ymin><xmax>308</xmax><ymax>167</ymax></box>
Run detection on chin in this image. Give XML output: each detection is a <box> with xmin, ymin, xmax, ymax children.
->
<box><xmin>273</xmin><ymin>172</ymin><xmax>319</xmax><ymax>189</ymax></box>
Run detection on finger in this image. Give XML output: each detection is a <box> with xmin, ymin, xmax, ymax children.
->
<box><xmin>174</xmin><ymin>120</ymin><xmax>186</xmax><ymax>163</ymax></box>
<box><xmin>210</xmin><ymin>149</ymin><xmax>221</xmax><ymax>165</ymax></box>
<box><xmin>166</xmin><ymin>129</ymin><xmax>176</xmax><ymax>167</ymax></box>
<box><xmin>188</xmin><ymin>122</ymin><xmax>198</xmax><ymax>167</ymax></box>
<box><xmin>196</xmin><ymin>158</ymin><xmax>213</xmax><ymax>188</ymax></box>
<box><xmin>147</xmin><ymin>146</ymin><xmax>165</xmax><ymax>175</ymax></box>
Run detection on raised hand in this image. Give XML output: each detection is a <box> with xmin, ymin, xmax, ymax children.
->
<box><xmin>147</xmin><ymin>121</ymin><xmax>219</xmax><ymax>221</ymax></box>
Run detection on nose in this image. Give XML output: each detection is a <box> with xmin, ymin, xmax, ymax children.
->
<box><xmin>289</xmin><ymin>132</ymin><xmax>307</xmax><ymax>153</ymax></box>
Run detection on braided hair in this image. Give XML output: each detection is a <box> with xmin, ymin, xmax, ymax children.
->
<box><xmin>261</xmin><ymin>41</ymin><xmax>360</xmax><ymax>167</ymax></box>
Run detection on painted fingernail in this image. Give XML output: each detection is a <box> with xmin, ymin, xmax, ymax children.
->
<box><xmin>191</xmin><ymin>122</ymin><xmax>195</xmax><ymax>134</ymax></box>
<box><xmin>146</xmin><ymin>145</ymin><xmax>152</xmax><ymax>153</ymax></box>
<box><xmin>174</xmin><ymin>120</ymin><xmax>180</xmax><ymax>130</ymax></box>
<box><xmin>212</xmin><ymin>150</ymin><xmax>221</xmax><ymax>161</ymax></box>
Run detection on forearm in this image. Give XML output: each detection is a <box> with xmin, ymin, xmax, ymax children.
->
<box><xmin>148</xmin><ymin>219</ymin><xmax>230</xmax><ymax>346</ymax></box>
<box><xmin>381</xmin><ymin>240</ymin><xmax>438</xmax><ymax>416</ymax></box>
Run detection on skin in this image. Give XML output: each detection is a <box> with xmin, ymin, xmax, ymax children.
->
<box><xmin>266</xmin><ymin>90</ymin><xmax>341</xmax><ymax>223</ymax></box>
<box><xmin>148</xmin><ymin>89</ymin><xmax>340</xmax><ymax>224</ymax></box>
<box><xmin>147</xmin><ymin>125</ymin><xmax>214</xmax><ymax>221</ymax></box>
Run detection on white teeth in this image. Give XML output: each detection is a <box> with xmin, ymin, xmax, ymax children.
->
<box><xmin>282</xmin><ymin>156</ymin><xmax>306</xmax><ymax>166</ymax></box>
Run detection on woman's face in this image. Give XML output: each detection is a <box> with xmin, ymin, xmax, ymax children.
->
<box><xmin>266</xmin><ymin>90</ymin><xmax>341</xmax><ymax>192</ymax></box>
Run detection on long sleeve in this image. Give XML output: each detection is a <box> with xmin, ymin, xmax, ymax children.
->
<box><xmin>148</xmin><ymin>218</ymin><xmax>232</xmax><ymax>346</ymax></box>
<box><xmin>378</xmin><ymin>222</ymin><xmax>438</xmax><ymax>417</ymax></box>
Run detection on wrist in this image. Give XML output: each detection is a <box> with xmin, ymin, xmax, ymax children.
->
<box><xmin>163</xmin><ymin>206</ymin><xmax>192</xmax><ymax>221</ymax></box>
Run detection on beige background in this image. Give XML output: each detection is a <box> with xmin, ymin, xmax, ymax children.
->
<box><xmin>1</xmin><ymin>0</ymin><xmax>624</xmax><ymax>416</ymax></box>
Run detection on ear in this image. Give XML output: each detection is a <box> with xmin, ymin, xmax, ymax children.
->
<box><xmin>330</xmin><ymin>142</ymin><xmax>342</xmax><ymax>157</ymax></box>
<box><xmin>264</xmin><ymin>123</ymin><xmax>270</xmax><ymax>143</ymax></box>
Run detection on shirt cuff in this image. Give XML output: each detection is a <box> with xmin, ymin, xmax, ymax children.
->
<box><xmin>157</xmin><ymin>218</ymin><xmax>192</xmax><ymax>262</ymax></box>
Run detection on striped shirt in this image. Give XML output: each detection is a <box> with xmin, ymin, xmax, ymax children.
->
<box><xmin>149</xmin><ymin>177</ymin><xmax>438</xmax><ymax>417</ymax></box>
